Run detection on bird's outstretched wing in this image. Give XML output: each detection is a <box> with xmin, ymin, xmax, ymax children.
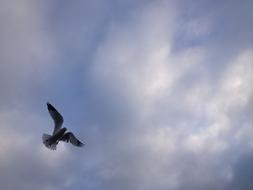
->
<box><xmin>47</xmin><ymin>102</ymin><xmax>64</xmax><ymax>135</ymax></box>
<box><xmin>61</xmin><ymin>132</ymin><xmax>84</xmax><ymax>147</ymax></box>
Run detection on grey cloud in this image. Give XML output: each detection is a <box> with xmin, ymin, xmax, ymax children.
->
<box><xmin>82</xmin><ymin>1</ymin><xmax>253</xmax><ymax>190</ymax></box>
<box><xmin>0</xmin><ymin>0</ymin><xmax>253</xmax><ymax>190</ymax></box>
<box><xmin>173</xmin><ymin>0</ymin><xmax>253</xmax><ymax>79</ymax></box>
<box><xmin>228</xmin><ymin>153</ymin><xmax>253</xmax><ymax>190</ymax></box>
<box><xmin>0</xmin><ymin>0</ymin><xmax>58</xmax><ymax>108</ymax></box>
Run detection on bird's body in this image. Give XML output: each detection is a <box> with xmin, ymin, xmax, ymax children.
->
<box><xmin>43</xmin><ymin>103</ymin><xmax>84</xmax><ymax>150</ymax></box>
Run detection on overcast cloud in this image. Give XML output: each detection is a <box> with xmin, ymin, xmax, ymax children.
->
<box><xmin>0</xmin><ymin>0</ymin><xmax>252</xmax><ymax>190</ymax></box>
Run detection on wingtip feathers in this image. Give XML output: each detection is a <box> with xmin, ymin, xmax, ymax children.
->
<box><xmin>47</xmin><ymin>102</ymin><xmax>57</xmax><ymax>112</ymax></box>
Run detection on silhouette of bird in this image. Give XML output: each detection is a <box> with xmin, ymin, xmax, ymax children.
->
<box><xmin>42</xmin><ymin>102</ymin><xmax>84</xmax><ymax>150</ymax></box>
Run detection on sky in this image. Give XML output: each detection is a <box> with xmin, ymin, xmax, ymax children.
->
<box><xmin>0</xmin><ymin>0</ymin><xmax>253</xmax><ymax>189</ymax></box>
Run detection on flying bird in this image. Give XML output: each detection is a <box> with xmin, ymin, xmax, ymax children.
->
<box><xmin>43</xmin><ymin>102</ymin><xmax>84</xmax><ymax>150</ymax></box>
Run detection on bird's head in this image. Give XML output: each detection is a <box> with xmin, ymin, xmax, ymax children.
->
<box><xmin>62</xmin><ymin>127</ymin><xmax>67</xmax><ymax>133</ymax></box>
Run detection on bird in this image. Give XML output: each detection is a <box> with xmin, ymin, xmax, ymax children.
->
<box><xmin>42</xmin><ymin>102</ymin><xmax>84</xmax><ymax>150</ymax></box>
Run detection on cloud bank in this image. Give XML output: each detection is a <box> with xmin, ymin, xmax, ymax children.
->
<box><xmin>0</xmin><ymin>0</ymin><xmax>252</xmax><ymax>190</ymax></box>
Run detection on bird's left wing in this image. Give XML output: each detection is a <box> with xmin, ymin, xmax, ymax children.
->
<box><xmin>47</xmin><ymin>102</ymin><xmax>64</xmax><ymax>135</ymax></box>
<box><xmin>61</xmin><ymin>132</ymin><xmax>84</xmax><ymax>147</ymax></box>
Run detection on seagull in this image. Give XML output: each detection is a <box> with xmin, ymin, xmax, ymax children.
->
<box><xmin>42</xmin><ymin>102</ymin><xmax>84</xmax><ymax>150</ymax></box>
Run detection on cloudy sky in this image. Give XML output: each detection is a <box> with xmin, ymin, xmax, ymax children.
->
<box><xmin>0</xmin><ymin>0</ymin><xmax>253</xmax><ymax>189</ymax></box>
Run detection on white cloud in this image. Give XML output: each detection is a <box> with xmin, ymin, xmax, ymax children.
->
<box><xmin>0</xmin><ymin>0</ymin><xmax>253</xmax><ymax>189</ymax></box>
<box><xmin>87</xmin><ymin>1</ymin><xmax>253</xmax><ymax>189</ymax></box>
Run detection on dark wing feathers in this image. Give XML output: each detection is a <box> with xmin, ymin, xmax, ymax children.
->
<box><xmin>61</xmin><ymin>132</ymin><xmax>84</xmax><ymax>147</ymax></box>
<box><xmin>46</xmin><ymin>102</ymin><xmax>84</xmax><ymax>149</ymax></box>
<box><xmin>47</xmin><ymin>102</ymin><xmax>64</xmax><ymax>134</ymax></box>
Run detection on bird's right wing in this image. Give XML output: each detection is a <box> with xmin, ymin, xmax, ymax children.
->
<box><xmin>62</xmin><ymin>132</ymin><xmax>84</xmax><ymax>147</ymax></box>
<box><xmin>47</xmin><ymin>102</ymin><xmax>64</xmax><ymax>135</ymax></box>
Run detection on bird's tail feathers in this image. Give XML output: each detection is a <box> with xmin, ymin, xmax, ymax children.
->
<box><xmin>42</xmin><ymin>134</ymin><xmax>57</xmax><ymax>150</ymax></box>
